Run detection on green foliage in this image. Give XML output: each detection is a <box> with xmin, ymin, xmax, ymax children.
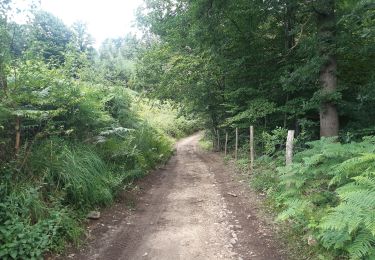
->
<box><xmin>0</xmin><ymin>17</ymin><xmax>177</xmax><ymax>259</ymax></box>
<box><xmin>250</xmin><ymin>155</ymin><xmax>282</xmax><ymax>194</ymax></box>
<box><xmin>274</xmin><ymin>138</ymin><xmax>375</xmax><ymax>259</ymax></box>
<box><xmin>0</xmin><ymin>186</ymin><xmax>82</xmax><ymax>259</ymax></box>
<box><xmin>136</xmin><ymin>0</ymin><xmax>375</xmax><ymax>143</ymax></box>
<box><xmin>261</xmin><ymin>127</ymin><xmax>288</xmax><ymax>156</ymax></box>
<box><xmin>95</xmin><ymin>34</ymin><xmax>140</xmax><ymax>86</ymax></box>
<box><xmin>225</xmin><ymin>99</ymin><xmax>276</xmax><ymax>128</ymax></box>
<box><xmin>30</xmin><ymin>11</ymin><xmax>73</xmax><ymax>64</ymax></box>
<box><xmin>136</xmin><ymin>99</ymin><xmax>201</xmax><ymax>139</ymax></box>
<box><xmin>45</xmin><ymin>146</ymin><xmax>116</xmax><ymax>207</ymax></box>
<box><xmin>198</xmin><ymin>134</ymin><xmax>213</xmax><ymax>151</ymax></box>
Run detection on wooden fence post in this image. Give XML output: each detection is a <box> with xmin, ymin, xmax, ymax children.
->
<box><xmin>217</xmin><ymin>129</ymin><xmax>220</xmax><ymax>151</ymax></box>
<box><xmin>225</xmin><ymin>132</ymin><xmax>228</xmax><ymax>156</ymax></box>
<box><xmin>286</xmin><ymin>130</ymin><xmax>295</xmax><ymax>166</ymax></box>
<box><xmin>15</xmin><ymin>116</ymin><xmax>21</xmax><ymax>155</ymax></box>
<box><xmin>235</xmin><ymin>128</ymin><xmax>238</xmax><ymax>160</ymax></box>
<box><xmin>249</xmin><ymin>126</ymin><xmax>254</xmax><ymax>173</ymax></box>
<box><xmin>213</xmin><ymin>128</ymin><xmax>217</xmax><ymax>150</ymax></box>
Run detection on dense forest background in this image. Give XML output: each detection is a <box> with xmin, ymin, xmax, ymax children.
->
<box><xmin>136</xmin><ymin>0</ymin><xmax>374</xmax><ymax>141</ymax></box>
<box><xmin>0</xmin><ymin>0</ymin><xmax>375</xmax><ymax>259</ymax></box>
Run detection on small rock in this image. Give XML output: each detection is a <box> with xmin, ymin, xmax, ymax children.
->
<box><xmin>87</xmin><ymin>211</ymin><xmax>100</xmax><ymax>220</ymax></box>
<box><xmin>308</xmin><ymin>235</ymin><xmax>317</xmax><ymax>246</ymax></box>
<box><xmin>227</xmin><ymin>192</ymin><xmax>237</xmax><ymax>197</ymax></box>
<box><xmin>142</xmin><ymin>252</ymin><xmax>148</xmax><ymax>257</ymax></box>
<box><xmin>230</xmin><ymin>238</ymin><xmax>237</xmax><ymax>244</ymax></box>
<box><xmin>68</xmin><ymin>253</ymin><xmax>75</xmax><ymax>258</ymax></box>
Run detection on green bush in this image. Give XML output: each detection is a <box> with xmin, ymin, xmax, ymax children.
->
<box><xmin>261</xmin><ymin>127</ymin><xmax>288</xmax><ymax>156</ymax></box>
<box><xmin>0</xmin><ymin>186</ymin><xmax>82</xmax><ymax>259</ymax></box>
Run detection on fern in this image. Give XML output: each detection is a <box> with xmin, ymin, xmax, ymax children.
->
<box><xmin>276</xmin><ymin>138</ymin><xmax>375</xmax><ymax>259</ymax></box>
<box><xmin>320</xmin><ymin>163</ymin><xmax>375</xmax><ymax>258</ymax></box>
<box><xmin>348</xmin><ymin>230</ymin><xmax>375</xmax><ymax>260</ymax></box>
<box><xmin>277</xmin><ymin>199</ymin><xmax>313</xmax><ymax>221</ymax></box>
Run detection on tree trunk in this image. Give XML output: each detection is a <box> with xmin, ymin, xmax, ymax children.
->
<box><xmin>316</xmin><ymin>0</ymin><xmax>339</xmax><ymax>137</ymax></box>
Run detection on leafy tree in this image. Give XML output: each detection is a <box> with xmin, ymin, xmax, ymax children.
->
<box><xmin>30</xmin><ymin>11</ymin><xmax>72</xmax><ymax>65</ymax></box>
<box><xmin>136</xmin><ymin>0</ymin><xmax>375</xmax><ymax>140</ymax></box>
<box><xmin>97</xmin><ymin>34</ymin><xmax>140</xmax><ymax>86</ymax></box>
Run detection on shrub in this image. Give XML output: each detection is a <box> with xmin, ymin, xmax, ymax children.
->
<box><xmin>261</xmin><ymin>127</ymin><xmax>288</xmax><ymax>156</ymax></box>
<box><xmin>0</xmin><ymin>186</ymin><xmax>81</xmax><ymax>259</ymax></box>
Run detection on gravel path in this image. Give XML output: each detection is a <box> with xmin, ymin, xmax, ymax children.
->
<box><xmin>65</xmin><ymin>133</ymin><xmax>285</xmax><ymax>260</ymax></box>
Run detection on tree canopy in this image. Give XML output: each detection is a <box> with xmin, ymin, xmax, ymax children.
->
<box><xmin>136</xmin><ymin>0</ymin><xmax>375</xmax><ymax>139</ymax></box>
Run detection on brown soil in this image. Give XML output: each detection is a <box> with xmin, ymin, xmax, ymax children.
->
<box><xmin>61</xmin><ymin>133</ymin><xmax>285</xmax><ymax>260</ymax></box>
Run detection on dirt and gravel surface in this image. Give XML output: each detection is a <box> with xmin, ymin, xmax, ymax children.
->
<box><xmin>63</xmin><ymin>133</ymin><xmax>286</xmax><ymax>260</ymax></box>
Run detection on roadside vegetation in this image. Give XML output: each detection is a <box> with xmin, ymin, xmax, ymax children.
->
<box><xmin>230</xmin><ymin>132</ymin><xmax>375</xmax><ymax>259</ymax></box>
<box><xmin>0</xmin><ymin>3</ymin><xmax>198</xmax><ymax>259</ymax></box>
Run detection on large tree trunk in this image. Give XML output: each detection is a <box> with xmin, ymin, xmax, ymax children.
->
<box><xmin>316</xmin><ymin>0</ymin><xmax>339</xmax><ymax>137</ymax></box>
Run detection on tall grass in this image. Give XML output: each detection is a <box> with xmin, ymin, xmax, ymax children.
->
<box><xmin>56</xmin><ymin>147</ymin><xmax>117</xmax><ymax>207</ymax></box>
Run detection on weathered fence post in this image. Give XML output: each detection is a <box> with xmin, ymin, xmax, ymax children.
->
<box><xmin>213</xmin><ymin>128</ymin><xmax>217</xmax><ymax>150</ymax></box>
<box><xmin>249</xmin><ymin>125</ymin><xmax>254</xmax><ymax>173</ymax></box>
<box><xmin>235</xmin><ymin>128</ymin><xmax>238</xmax><ymax>160</ymax></box>
<box><xmin>286</xmin><ymin>130</ymin><xmax>295</xmax><ymax>165</ymax></box>
<box><xmin>15</xmin><ymin>116</ymin><xmax>21</xmax><ymax>155</ymax></box>
<box><xmin>217</xmin><ymin>129</ymin><xmax>220</xmax><ymax>151</ymax></box>
<box><xmin>225</xmin><ymin>132</ymin><xmax>228</xmax><ymax>156</ymax></box>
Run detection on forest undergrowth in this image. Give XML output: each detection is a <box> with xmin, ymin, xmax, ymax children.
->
<box><xmin>225</xmin><ymin>130</ymin><xmax>375</xmax><ymax>260</ymax></box>
<box><xmin>0</xmin><ymin>80</ymin><xmax>198</xmax><ymax>259</ymax></box>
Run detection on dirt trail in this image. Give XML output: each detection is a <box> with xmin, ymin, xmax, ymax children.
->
<box><xmin>67</xmin><ymin>133</ymin><xmax>285</xmax><ymax>260</ymax></box>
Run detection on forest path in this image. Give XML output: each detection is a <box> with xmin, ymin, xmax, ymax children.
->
<box><xmin>66</xmin><ymin>133</ymin><xmax>285</xmax><ymax>260</ymax></box>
